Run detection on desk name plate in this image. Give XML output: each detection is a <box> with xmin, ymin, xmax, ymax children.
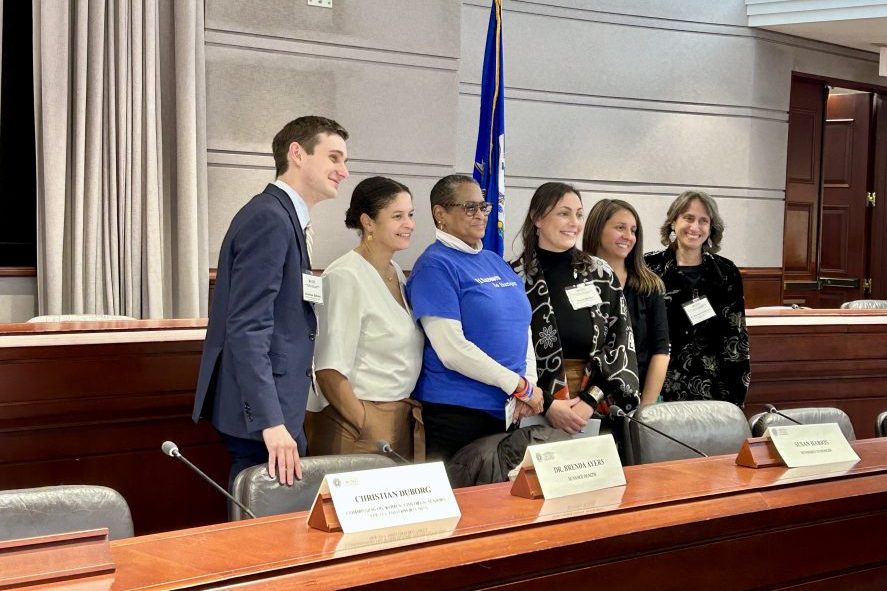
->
<box><xmin>511</xmin><ymin>435</ymin><xmax>625</xmax><ymax>500</ymax></box>
<box><xmin>765</xmin><ymin>423</ymin><xmax>860</xmax><ymax>468</ymax></box>
<box><xmin>308</xmin><ymin>462</ymin><xmax>461</xmax><ymax>534</ymax></box>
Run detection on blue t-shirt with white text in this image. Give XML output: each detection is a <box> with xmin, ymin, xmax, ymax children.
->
<box><xmin>406</xmin><ymin>241</ymin><xmax>531</xmax><ymax>419</ymax></box>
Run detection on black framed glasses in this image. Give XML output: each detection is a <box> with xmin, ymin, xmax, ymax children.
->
<box><xmin>440</xmin><ymin>201</ymin><xmax>493</xmax><ymax>216</ymax></box>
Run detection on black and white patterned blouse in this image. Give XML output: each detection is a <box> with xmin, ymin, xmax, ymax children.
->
<box><xmin>644</xmin><ymin>248</ymin><xmax>751</xmax><ymax>406</ymax></box>
<box><xmin>511</xmin><ymin>248</ymin><xmax>640</xmax><ymax>414</ymax></box>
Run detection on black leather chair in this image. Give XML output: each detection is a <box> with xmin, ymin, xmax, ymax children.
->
<box><xmin>231</xmin><ymin>454</ymin><xmax>398</xmax><ymax>520</ymax></box>
<box><xmin>623</xmin><ymin>400</ymin><xmax>752</xmax><ymax>465</ymax></box>
<box><xmin>877</xmin><ymin>411</ymin><xmax>887</xmax><ymax>437</ymax></box>
<box><xmin>0</xmin><ymin>485</ymin><xmax>133</xmax><ymax>541</ymax></box>
<box><xmin>748</xmin><ymin>407</ymin><xmax>855</xmax><ymax>440</ymax></box>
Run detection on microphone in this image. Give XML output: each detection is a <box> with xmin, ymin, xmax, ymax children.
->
<box><xmin>161</xmin><ymin>440</ymin><xmax>256</xmax><ymax>519</ymax></box>
<box><xmin>376</xmin><ymin>440</ymin><xmax>411</xmax><ymax>464</ymax></box>
<box><xmin>609</xmin><ymin>406</ymin><xmax>708</xmax><ymax>458</ymax></box>
<box><xmin>764</xmin><ymin>404</ymin><xmax>803</xmax><ymax>426</ymax></box>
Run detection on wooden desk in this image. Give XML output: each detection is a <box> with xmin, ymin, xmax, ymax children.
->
<box><xmin>107</xmin><ymin>439</ymin><xmax>887</xmax><ymax>590</ymax></box>
<box><xmin>3</xmin><ymin>313</ymin><xmax>887</xmax><ymax>537</ymax></box>
<box><xmin>0</xmin><ymin>319</ymin><xmax>227</xmax><ymax>535</ymax></box>
<box><xmin>746</xmin><ymin>310</ymin><xmax>887</xmax><ymax>437</ymax></box>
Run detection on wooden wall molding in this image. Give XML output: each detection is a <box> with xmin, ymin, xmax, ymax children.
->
<box><xmin>739</xmin><ymin>266</ymin><xmax>783</xmax><ymax>308</ymax></box>
<box><xmin>0</xmin><ymin>267</ymin><xmax>36</xmax><ymax>277</ymax></box>
<box><xmin>746</xmin><ymin>322</ymin><xmax>887</xmax><ymax>438</ymax></box>
<box><xmin>211</xmin><ymin>266</ymin><xmax>785</xmax><ymax>308</ymax></box>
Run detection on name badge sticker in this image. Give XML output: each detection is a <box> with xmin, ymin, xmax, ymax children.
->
<box><xmin>682</xmin><ymin>296</ymin><xmax>716</xmax><ymax>325</ymax></box>
<box><xmin>303</xmin><ymin>273</ymin><xmax>323</xmax><ymax>304</ymax></box>
<box><xmin>505</xmin><ymin>396</ymin><xmax>516</xmax><ymax>429</ymax></box>
<box><xmin>766</xmin><ymin>423</ymin><xmax>860</xmax><ymax>468</ymax></box>
<box><xmin>565</xmin><ymin>282</ymin><xmax>603</xmax><ymax>310</ymax></box>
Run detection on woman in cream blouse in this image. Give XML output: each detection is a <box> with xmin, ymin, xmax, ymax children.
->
<box><xmin>307</xmin><ymin>176</ymin><xmax>425</xmax><ymax>460</ymax></box>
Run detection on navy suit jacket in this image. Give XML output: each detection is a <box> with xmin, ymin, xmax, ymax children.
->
<box><xmin>193</xmin><ymin>183</ymin><xmax>316</xmax><ymax>454</ymax></box>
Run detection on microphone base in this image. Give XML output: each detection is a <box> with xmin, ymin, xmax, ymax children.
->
<box><xmin>735</xmin><ymin>437</ymin><xmax>785</xmax><ymax>469</ymax></box>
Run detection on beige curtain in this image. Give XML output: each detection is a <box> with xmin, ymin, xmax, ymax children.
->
<box><xmin>33</xmin><ymin>0</ymin><xmax>207</xmax><ymax>318</ymax></box>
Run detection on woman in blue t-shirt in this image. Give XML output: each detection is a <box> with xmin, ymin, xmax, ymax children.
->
<box><xmin>406</xmin><ymin>175</ymin><xmax>543</xmax><ymax>462</ymax></box>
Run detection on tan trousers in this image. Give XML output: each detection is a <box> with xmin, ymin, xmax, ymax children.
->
<box><xmin>305</xmin><ymin>398</ymin><xmax>425</xmax><ymax>462</ymax></box>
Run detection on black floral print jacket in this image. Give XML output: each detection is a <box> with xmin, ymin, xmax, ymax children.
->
<box><xmin>511</xmin><ymin>249</ymin><xmax>640</xmax><ymax>415</ymax></box>
<box><xmin>644</xmin><ymin>248</ymin><xmax>751</xmax><ymax>406</ymax></box>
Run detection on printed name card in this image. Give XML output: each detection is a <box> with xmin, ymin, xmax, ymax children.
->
<box><xmin>511</xmin><ymin>435</ymin><xmax>625</xmax><ymax>500</ymax></box>
<box><xmin>308</xmin><ymin>462</ymin><xmax>460</xmax><ymax>534</ymax></box>
<box><xmin>765</xmin><ymin>423</ymin><xmax>860</xmax><ymax>468</ymax></box>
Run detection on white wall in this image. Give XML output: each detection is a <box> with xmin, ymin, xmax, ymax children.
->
<box><xmin>202</xmin><ymin>0</ymin><xmax>882</xmax><ymax>273</ymax></box>
<box><xmin>7</xmin><ymin>0</ymin><xmax>882</xmax><ymax>322</ymax></box>
<box><xmin>456</xmin><ymin>0</ymin><xmax>883</xmax><ymax>265</ymax></box>
<box><xmin>204</xmin><ymin>0</ymin><xmax>460</xmax><ymax>271</ymax></box>
<box><xmin>0</xmin><ymin>277</ymin><xmax>36</xmax><ymax>323</ymax></box>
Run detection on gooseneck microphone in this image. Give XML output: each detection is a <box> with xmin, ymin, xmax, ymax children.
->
<box><xmin>764</xmin><ymin>404</ymin><xmax>803</xmax><ymax>426</ymax></box>
<box><xmin>161</xmin><ymin>441</ymin><xmax>257</xmax><ymax>519</ymax></box>
<box><xmin>376</xmin><ymin>440</ymin><xmax>411</xmax><ymax>464</ymax></box>
<box><xmin>609</xmin><ymin>406</ymin><xmax>708</xmax><ymax>458</ymax></box>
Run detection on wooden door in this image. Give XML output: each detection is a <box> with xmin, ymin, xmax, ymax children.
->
<box><xmin>783</xmin><ymin>77</ymin><xmax>826</xmax><ymax>307</ymax></box>
<box><xmin>819</xmin><ymin>92</ymin><xmax>873</xmax><ymax>307</ymax></box>
<box><xmin>871</xmin><ymin>94</ymin><xmax>887</xmax><ymax>299</ymax></box>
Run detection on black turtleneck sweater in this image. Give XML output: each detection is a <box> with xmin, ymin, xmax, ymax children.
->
<box><xmin>535</xmin><ymin>247</ymin><xmax>595</xmax><ymax>359</ymax></box>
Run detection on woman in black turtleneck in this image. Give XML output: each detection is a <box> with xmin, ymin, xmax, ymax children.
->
<box><xmin>510</xmin><ymin>183</ymin><xmax>640</xmax><ymax>435</ymax></box>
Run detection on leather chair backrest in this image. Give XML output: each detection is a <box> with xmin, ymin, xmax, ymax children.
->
<box><xmin>876</xmin><ymin>411</ymin><xmax>887</xmax><ymax>437</ymax></box>
<box><xmin>0</xmin><ymin>485</ymin><xmax>133</xmax><ymax>541</ymax></box>
<box><xmin>839</xmin><ymin>299</ymin><xmax>887</xmax><ymax>310</ymax></box>
<box><xmin>231</xmin><ymin>454</ymin><xmax>398</xmax><ymax>520</ymax></box>
<box><xmin>748</xmin><ymin>407</ymin><xmax>855</xmax><ymax>441</ymax></box>
<box><xmin>624</xmin><ymin>401</ymin><xmax>751</xmax><ymax>465</ymax></box>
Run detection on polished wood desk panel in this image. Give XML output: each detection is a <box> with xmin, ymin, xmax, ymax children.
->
<box><xmin>746</xmin><ymin>311</ymin><xmax>887</xmax><ymax>437</ymax></box>
<box><xmin>109</xmin><ymin>439</ymin><xmax>887</xmax><ymax>591</ymax></box>
<box><xmin>0</xmin><ymin>319</ymin><xmax>227</xmax><ymax>535</ymax></box>
<box><xmin>3</xmin><ymin>313</ymin><xmax>887</xmax><ymax>537</ymax></box>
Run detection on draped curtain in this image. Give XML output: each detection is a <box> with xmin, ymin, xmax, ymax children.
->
<box><xmin>33</xmin><ymin>0</ymin><xmax>207</xmax><ymax>318</ymax></box>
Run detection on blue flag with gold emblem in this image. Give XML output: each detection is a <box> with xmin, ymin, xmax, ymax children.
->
<box><xmin>472</xmin><ymin>0</ymin><xmax>505</xmax><ymax>256</ymax></box>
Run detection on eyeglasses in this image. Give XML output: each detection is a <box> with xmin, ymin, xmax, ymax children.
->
<box><xmin>439</xmin><ymin>201</ymin><xmax>494</xmax><ymax>216</ymax></box>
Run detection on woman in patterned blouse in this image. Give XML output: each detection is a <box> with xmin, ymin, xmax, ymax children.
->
<box><xmin>511</xmin><ymin>182</ymin><xmax>641</xmax><ymax>435</ymax></box>
<box><xmin>644</xmin><ymin>190</ymin><xmax>750</xmax><ymax>406</ymax></box>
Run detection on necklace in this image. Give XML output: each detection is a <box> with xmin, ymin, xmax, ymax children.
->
<box><xmin>358</xmin><ymin>244</ymin><xmax>396</xmax><ymax>284</ymax></box>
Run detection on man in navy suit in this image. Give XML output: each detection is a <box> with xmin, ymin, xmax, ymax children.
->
<box><xmin>193</xmin><ymin>116</ymin><xmax>349</xmax><ymax>487</ymax></box>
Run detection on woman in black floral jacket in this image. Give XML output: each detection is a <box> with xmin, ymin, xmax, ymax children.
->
<box><xmin>511</xmin><ymin>182</ymin><xmax>640</xmax><ymax>435</ymax></box>
<box><xmin>644</xmin><ymin>190</ymin><xmax>750</xmax><ymax>406</ymax></box>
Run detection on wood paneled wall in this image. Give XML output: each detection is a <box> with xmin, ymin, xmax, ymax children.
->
<box><xmin>211</xmin><ymin>266</ymin><xmax>786</xmax><ymax>309</ymax></box>
<box><xmin>0</xmin><ymin>335</ymin><xmax>228</xmax><ymax>535</ymax></box>
<box><xmin>2</xmin><ymin>313</ymin><xmax>885</xmax><ymax>535</ymax></box>
<box><xmin>745</xmin><ymin>320</ymin><xmax>887</xmax><ymax>439</ymax></box>
<box><xmin>739</xmin><ymin>267</ymin><xmax>783</xmax><ymax>308</ymax></box>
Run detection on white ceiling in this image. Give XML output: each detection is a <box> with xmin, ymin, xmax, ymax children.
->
<box><xmin>758</xmin><ymin>16</ymin><xmax>887</xmax><ymax>54</ymax></box>
<box><xmin>745</xmin><ymin>1</ymin><xmax>887</xmax><ymax>55</ymax></box>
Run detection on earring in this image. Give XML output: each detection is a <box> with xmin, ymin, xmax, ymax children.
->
<box><xmin>368</xmin><ymin>231</ymin><xmax>374</xmax><ymax>242</ymax></box>
<box><xmin>706</xmin><ymin>237</ymin><xmax>712</xmax><ymax>249</ymax></box>
<box><xmin>669</xmin><ymin>229</ymin><xmax>676</xmax><ymax>242</ymax></box>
